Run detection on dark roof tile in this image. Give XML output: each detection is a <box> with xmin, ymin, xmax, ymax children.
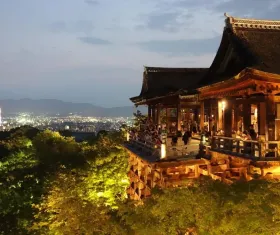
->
<box><xmin>130</xmin><ymin>67</ymin><xmax>207</xmax><ymax>102</ymax></box>
<box><xmin>200</xmin><ymin>15</ymin><xmax>280</xmax><ymax>86</ymax></box>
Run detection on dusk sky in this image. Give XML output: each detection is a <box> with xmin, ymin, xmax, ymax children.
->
<box><xmin>0</xmin><ymin>0</ymin><xmax>280</xmax><ymax>107</ymax></box>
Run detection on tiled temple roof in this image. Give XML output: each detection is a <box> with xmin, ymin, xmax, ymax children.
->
<box><xmin>130</xmin><ymin>67</ymin><xmax>207</xmax><ymax>103</ymax></box>
<box><xmin>199</xmin><ymin>14</ymin><xmax>280</xmax><ymax>86</ymax></box>
<box><xmin>131</xmin><ymin>14</ymin><xmax>280</xmax><ymax>104</ymax></box>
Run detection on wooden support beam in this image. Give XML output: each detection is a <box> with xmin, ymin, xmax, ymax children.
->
<box><xmin>266</xmin><ymin>95</ymin><xmax>276</xmax><ymax>141</ymax></box>
<box><xmin>152</xmin><ymin>105</ymin><xmax>156</xmax><ymax>123</ymax></box>
<box><xmin>224</xmin><ymin>99</ymin><xmax>233</xmax><ymax>137</ymax></box>
<box><xmin>233</xmin><ymin>103</ymin><xmax>239</xmax><ymax>132</ymax></box>
<box><xmin>148</xmin><ymin>105</ymin><xmax>151</xmax><ymax>118</ymax></box>
<box><xmin>200</xmin><ymin>101</ymin><xmax>205</xmax><ymax>132</ymax></box>
<box><xmin>177</xmin><ymin>102</ymin><xmax>181</xmax><ymax>131</ymax></box>
<box><xmin>157</xmin><ymin>105</ymin><xmax>161</xmax><ymax>125</ymax></box>
<box><xmin>259</xmin><ymin>102</ymin><xmax>266</xmax><ymax>136</ymax></box>
<box><xmin>243</xmin><ymin>102</ymin><xmax>251</xmax><ymax>131</ymax></box>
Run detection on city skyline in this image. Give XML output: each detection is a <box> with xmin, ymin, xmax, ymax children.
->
<box><xmin>1</xmin><ymin>0</ymin><xmax>280</xmax><ymax>107</ymax></box>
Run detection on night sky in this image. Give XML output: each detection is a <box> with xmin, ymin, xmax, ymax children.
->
<box><xmin>0</xmin><ymin>0</ymin><xmax>279</xmax><ymax>107</ymax></box>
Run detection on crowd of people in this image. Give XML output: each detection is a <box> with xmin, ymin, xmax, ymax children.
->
<box><xmin>130</xmin><ymin>115</ymin><xmax>259</xmax><ymax>154</ymax></box>
<box><xmin>129</xmin><ymin>118</ymin><xmax>162</xmax><ymax>148</ymax></box>
<box><xmin>129</xmin><ymin>117</ymin><xmax>196</xmax><ymax>150</ymax></box>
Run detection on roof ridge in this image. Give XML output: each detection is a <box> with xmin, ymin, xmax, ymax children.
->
<box><xmin>224</xmin><ymin>12</ymin><xmax>280</xmax><ymax>30</ymax></box>
<box><xmin>144</xmin><ymin>66</ymin><xmax>207</xmax><ymax>72</ymax></box>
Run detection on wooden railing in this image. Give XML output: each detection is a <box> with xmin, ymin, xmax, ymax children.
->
<box><xmin>128</xmin><ymin>138</ymin><xmax>160</xmax><ymax>157</ymax></box>
<box><xmin>210</xmin><ymin>136</ymin><xmax>280</xmax><ymax>159</ymax></box>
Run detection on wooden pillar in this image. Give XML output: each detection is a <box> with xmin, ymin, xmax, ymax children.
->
<box><xmin>218</xmin><ymin>100</ymin><xmax>223</xmax><ymax>130</ymax></box>
<box><xmin>152</xmin><ymin>105</ymin><xmax>156</xmax><ymax>123</ymax></box>
<box><xmin>259</xmin><ymin>102</ymin><xmax>266</xmax><ymax>136</ymax></box>
<box><xmin>166</xmin><ymin>108</ymin><xmax>168</xmax><ymax>131</ymax></box>
<box><xmin>148</xmin><ymin>105</ymin><xmax>151</xmax><ymax>119</ymax></box>
<box><xmin>194</xmin><ymin>108</ymin><xmax>199</xmax><ymax>123</ymax></box>
<box><xmin>266</xmin><ymin>95</ymin><xmax>275</xmax><ymax>141</ymax></box>
<box><xmin>208</xmin><ymin>100</ymin><xmax>213</xmax><ymax>132</ymax></box>
<box><xmin>243</xmin><ymin>102</ymin><xmax>251</xmax><ymax>131</ymax></box>
<box><xmin>224</xmin><ymin>99</ymin><xmax>233</xmax><ymax>137</ymax></box>
<box><xmin>154</xmin><ymin>105</ymin><xmax>158</xmax><ymax>125</ymax></box>
<box><xmin>200</xmin><ymin>101</ymin><xmax>204</xmax><ymax>132</ymax></box>
<box><xmin>212</xmin><ymin>100</ymin><xmax>218</xmax><ymax>133</ymax></box>
<box><xmin>177</xmin><ymin>103</ymin><xmax>181</xmax><ymax>131</ymax></box>
<box><xmin>156</xmin><ymin>105</ymin><xmax>161</xmax><ymax>125</ymax></box>
<box><xmin>233</xmin><ymin>103</ymin><xmax>239</xmax><ymax>132</ymax></box>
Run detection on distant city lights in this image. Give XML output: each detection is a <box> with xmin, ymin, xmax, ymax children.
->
<box><xmin>0</xmin><ymin>112</ymin><xmax>134</xmax><ymax>133</ymax></box>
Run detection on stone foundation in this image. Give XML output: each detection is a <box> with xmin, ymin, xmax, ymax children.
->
<box><xmin>126</xmin><ymin>148</ymin><xmax>280</xmax><ymax>200</ymax></box>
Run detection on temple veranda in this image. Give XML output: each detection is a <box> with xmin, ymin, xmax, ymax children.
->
<box><xmin>125</xmin><ymin>14</ymin><xmax>280</xmax><ymax>200</ymax></box>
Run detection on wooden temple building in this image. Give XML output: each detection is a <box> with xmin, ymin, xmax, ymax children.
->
<box><xmin>125</xmin><ymin>14</ymin><xmax>280</xmax><ymax>200</ymax></box>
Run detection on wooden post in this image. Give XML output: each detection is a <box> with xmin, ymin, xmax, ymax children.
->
<box><xmin>148</xmin><ymin>105</ymin><xmax>151</xmax><ymax>119</ymax></box>
<box><xmin>209</xmin><ymin>100</ymin><xmax>214</xmax><ymax>133</ymax></box>
<box><xmin>177</xmin><ymin>102</ymin><xmax>181</xmax><ymax>131</ymax></box>
<box><xmin>259</xmin><ymin>102</ymin><xmax>266</xmax><ymax>136</ymax></box>
<box><xmin>218</xmin><ymin>100</ymin><xmax>223</xmax><ymax>131</ymax></box>
<box><xmin>157</xmin><ymin>105</ymin><xmax>161</xmax><ymax>125</ymax></box>
<box><xmin>243</xmin><ymin>102</ymin><xmax>251</xmax><ymax>131</ymax></box>
<box><xmin>152</xmin><ymin>105</ymin><xmax>156</xmax><ymax>123</ymax></box>
<box><xmin>234</xmin><ymin>103</ymin><xmax>239</xmax><ymax>132</ymax></box>
<box><xmin>266</xmin><ymin>95</ymin><xmax>275</xmax><ymax>141</ymax></box>
<box><xmin>224</xmin><ymin>99</ymin><xmax>233</xmax><ymax>137</ymax></box>
<box><xmin>193</xmin><ymin>108</ymin><xmax>199</xmax><ymax>124</ymax></box>
<box><xmin>166</xmin><ymin>107</ymin><xmax>169</xmax><ymax>134</ymax></box>
<box><xmin>200</xmin><ymin>101</ymin><xmax>204</xmax><ymax>132</ymax></box>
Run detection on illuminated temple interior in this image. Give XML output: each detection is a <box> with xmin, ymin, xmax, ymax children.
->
<box><xmin>125</xmin><ymin>14</ymin><xmax>280</xmax><ymax>200</ymax></box>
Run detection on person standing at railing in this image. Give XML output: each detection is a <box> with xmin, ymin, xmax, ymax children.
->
<box><xmin>249</xmin><ymin>124</ymin><xmax>257</xmax><ymax>140</ymax></box>
<box><xmin>182</xmin><ymin>131</ymin><xmax>191</xmax><ymax>155</ymax></box>
<box><xmin>182</xmin><ymin>131</ymin><xmax>191</xmax><ymax>145</ymax></box>
<box><xmin>242</xmin><ymin>130</ymin><xmax>252</xmax><ymax>154</ymax></box>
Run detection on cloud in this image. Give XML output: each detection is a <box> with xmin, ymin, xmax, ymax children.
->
<box><xmin>158</xmin><ymin>0</ymin><xmax>216</xmax><ymax>9</ymax></box>
<box><xmin>137</xmin><ymin>36</ymin><xmax>220</xmax><ymax>56</ymax></box>
<box><xmin>134</xmin><ymin>0</ymin><xmax>196</xmax><ymax>33</ymax></box>
<box><xmin>84</xmin><ymin>0</ymin><xmax>99</xmax><ymax>6</ymax></box>
<box><xmin>214</xmin><ymin>0</ymin><xmax>280</xmax><ymax>18</ymax></box>
<box><xmin>78</xmin><ymin>37</ymin><xmax>111</xmax><ymax>45</ymax></box>
<box><xmin>49</xmin><ymin>20</ymin><xmax>94</xmax><ymax>34</ymax></box>
<box><xmin>137</xmin><ymin>12</ymin><xmax>192</xmax><ymax>32</ymax></box>
<box><xmin>49</xmin><ymin>21</ymin><xmax>67</xmax><ymax>33</ymax></box>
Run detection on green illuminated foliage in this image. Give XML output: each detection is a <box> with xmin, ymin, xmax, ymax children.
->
<box><xmin>119</xmin><ymin>177</ymin><xmax>280</xmax><ymax>235</ymax></box>
<box><xmin>31</xmin><ymin>171</ymin><xmax>128</xmax><ymax>235</ymax></box>
<box><xmin>0</xmin><ymin>127</ymin><xmax>130</xmax><ymax>234</ymax></box>
<box><xmin>4</xmin><ymin>126</ymin><xmax>280</xmax><ymax>235</ymax></box>
<box><xmin>30</xmin><ymin>131</ymin><xmax>130</xmax><ymax>234</ymax></box>
<box><xmin>32</xmin><ymin>130</ymin><xmax>84</xmax><ymax>167</ymax></box>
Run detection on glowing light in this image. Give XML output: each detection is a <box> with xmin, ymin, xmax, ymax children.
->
<box><xmin>161</xmin><ymin>144</ymin><xmax>166</xmax><ymax>159</ymax></box>
<box><xmin>254</xmin><ymin>108</ymin><xmax>258</xmax><ymax>118</ymax></box>
<box><xmin>121</xmin><ymin>179</ymin><xmax>129</xmax><ymax>184</ymax></box>
<box><xmin>202</xmin><ymin>135</ymin><xmax>206</xmax><ymax>142</ymax></box>
<box><xmin>221</xmin><ymin>100</ymin><xmax>226</xmax><ymax>111</ymax></box>
<box><xmin>126</xmin><ymin>132</ymin><xmax>130</xmax><ymax>141</ymax></box>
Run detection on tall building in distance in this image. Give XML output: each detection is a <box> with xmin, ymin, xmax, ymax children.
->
<box><xmin>0</xmin><ymin>107</ymin><xmax>2</xmax><ymax>127</ymax></box>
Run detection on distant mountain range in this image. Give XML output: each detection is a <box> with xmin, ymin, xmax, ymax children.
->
<box><xmin>0</xmin><ymin>99</ymin><xmax>147</xmax><ymax>117</ymax></box>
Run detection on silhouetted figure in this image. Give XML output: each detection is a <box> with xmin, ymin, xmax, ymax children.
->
<box><xmin>249</xmin><ymin>124</ymin><xmax>257</xmax><ymax>140</ymax></box>
<box><xmin>171</xmin><ymin>135</ymin><xmax>178</xmax><ymax>146</ymax></box>
<box><xmin>182</xmin><ymin>131</ymin><xmax>191</xmax><ymax>145</ymax></box>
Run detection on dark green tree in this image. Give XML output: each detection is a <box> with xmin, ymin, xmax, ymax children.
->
<box><xmin>133</xmin><ymin>110</ymin><xmax>147</xmax><ymax>129</ymax></box>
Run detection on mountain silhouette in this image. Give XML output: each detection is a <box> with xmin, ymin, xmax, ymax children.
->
<box><xmin>0</xmin><ymin>99</ymin><xmax>146</xmax><ymax>117</ymax></box>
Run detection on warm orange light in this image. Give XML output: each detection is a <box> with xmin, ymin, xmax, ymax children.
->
<box><xmin>161</xmin><ymin>144</ymin><xmax>166</xmax><ymax>159</ymax></box>
<box><xmin>222</xmin><ymin>100</ymin><xmax>226</xmax><ymax>111</ymax></box>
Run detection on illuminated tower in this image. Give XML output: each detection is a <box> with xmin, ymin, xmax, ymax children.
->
<box><xmin>0</xmin><ymin>108</ymin><xmax>2</xmax><ymax>126</ymax></box>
